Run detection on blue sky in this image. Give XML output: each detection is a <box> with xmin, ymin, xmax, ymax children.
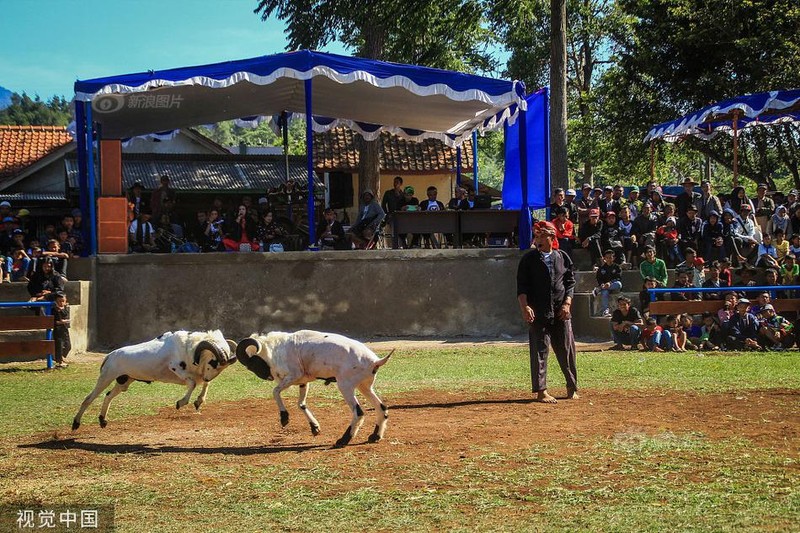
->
<box><xmin>0</xmin><ymin>0</ymin><xmax>349</xmax><ymax>98</ymax></box>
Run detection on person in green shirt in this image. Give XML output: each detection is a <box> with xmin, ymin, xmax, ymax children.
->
<box><xmin>640</xmin><ymin>245</ymin><xmax>668</xmax><ymax>287</ymax></box>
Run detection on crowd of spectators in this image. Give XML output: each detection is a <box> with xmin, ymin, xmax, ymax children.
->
<box><xmin>558</xmin><ymin>177</ymin><xmax>800</xmax><ymax>351</ymax></box>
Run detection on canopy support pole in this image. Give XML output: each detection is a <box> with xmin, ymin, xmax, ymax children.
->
<box><xmin>472</xmin><ymin>130</ymin><xmax>479</xmax><ymax>194</ymax></box>
<box><xmin>282</xmin><ymin>111</ymin><xmax>290</xmax><ymax>182</ymax></box>
<box><xmin>86</xmin><ymin>106</ymin><xmax>98</xmax><ymax>256</ymax></box>
<box><xmin>75</xmin><ymin>102</ymin><xmax>89</xmax><ymax>255</ymax></box>
<box><xmin>649</xmin><ymin>141</ymin><xmax>655</xmax><ymax>181</ymax></box>
<box><xmin>732</xmin><ymin>110</ymin><xmax>740</xmax><ymax>189</ymax></box>
<box><xmin>304</xmin><ymin>79</ymin><xmax>316</xmax><ymax>249</ymax></box>
<box><xmin>518</xmin><ymin>105</ymin><xmax>531</xmax><ymax>250</ymax></box>
<box><xmin>456</xmin><ymin>146</ymin><xmax>462</xmax><ymax>185</ymax></box>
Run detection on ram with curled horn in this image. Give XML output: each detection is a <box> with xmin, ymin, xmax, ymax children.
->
<box><xmin>73</xmin><ymin>330</ymin><xmax>238</xmax><ymax>431</ymax></box>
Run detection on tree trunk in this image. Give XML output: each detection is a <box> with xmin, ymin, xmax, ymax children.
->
<box><xmin>550</xmin><ymin>0</ymin><xmax>569</xmax><ymax>192</ymax></box>
<box><xmin>355</xmin><ymin>23</ymin><xmax>386</xmax><ymax>197</ymax></box>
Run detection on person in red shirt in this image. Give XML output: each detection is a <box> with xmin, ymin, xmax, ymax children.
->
<box><xmin>656</xmin><ymin>216</ymin><xmax>683</xmax><ymax>266</ymax></box>
<box><xmin>552</xmin><ymin>207</ymin><xmax>575</xmax><ymax>255</ymax></box>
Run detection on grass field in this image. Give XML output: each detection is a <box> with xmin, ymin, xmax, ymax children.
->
<box><xmin>0</xmin><ymin>346</ymin><xmax>798</xmax><ymax>532</ymax></box>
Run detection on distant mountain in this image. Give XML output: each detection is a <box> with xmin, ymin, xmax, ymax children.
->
<box><xmin>0</xmin><ymin>86</ymin><xmax>12</xmax><ymax>109</ymax></box>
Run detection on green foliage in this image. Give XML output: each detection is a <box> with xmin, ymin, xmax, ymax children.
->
<box><xmin>199</xmin><ymin>118</ymin><xmax>307</xmax><ymax>154</ymax></box>
<box><xmin>0</xmin><ymin>92</ymin><xmax>71</xmax><ymax>126</ymax></box>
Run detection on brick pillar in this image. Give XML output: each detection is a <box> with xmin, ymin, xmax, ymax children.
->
<box><xmin>100</xmin><ymin>140</ymin><xmax>122</xmax><ymax>196</ymax></box>
<box><xmin>98</xmin><ymin>140</ymin><xmax>126</xmax><ymax>253</ymax></box>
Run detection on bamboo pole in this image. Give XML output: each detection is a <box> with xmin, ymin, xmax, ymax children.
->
<box><xmin>732</xmin><ymin>110</ymin><xmax>740</xmax><ymax>189</ymax></box>
<box><xmin>649</xmin><ymin>141</ymin><xmax>655</xmax><ymax>181</ymax></box>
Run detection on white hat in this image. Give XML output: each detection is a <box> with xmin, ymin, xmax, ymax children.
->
<box><xmin>565</xmin><ymin>189</ymin><xmax>576</xmax><ymax>196</ymax></box>
<box><xmin>0</xmin><ymin>201</ymin><xmax>10</xmax><ymax>208</ymax></box>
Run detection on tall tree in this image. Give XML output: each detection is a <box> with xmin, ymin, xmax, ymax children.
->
<box><xmin>550</xmin><ymin>0</ymin><xmax>569</xmax><ymax>192</ymax></box>
<box><xmin>254</xmin><ymin>0</ymin><xmax>496</xmax><ymax>196</ymax></box>
<box><xmin>0</xmin><ymin>93</ymin><xmax>71</xmax><ymax>126</ymax></box>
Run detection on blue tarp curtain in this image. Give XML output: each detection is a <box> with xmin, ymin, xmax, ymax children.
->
<box><xmin>502</xmin><ymin>88</ymin><xmax>550</xmax><ymax>249</ymax></box>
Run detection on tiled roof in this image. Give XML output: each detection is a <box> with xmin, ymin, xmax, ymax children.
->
<box><xmin>0</xmin><ymin>192</ymin><xmax>66</xmax><ymax>201</ymax></box>
<box><xmin>65</xmin><ymin>154</ymin><xmax>320</xmax><ymax>192</ymax></box>
<box><xmin>313</xmin><ymin>128</ymin><xmax>474</xmax><ymax>172</ymax></box>
<box><xmin>0</xmin><ymin>125</ymin><xmax>73</xmax><ymax>179</ymax></box>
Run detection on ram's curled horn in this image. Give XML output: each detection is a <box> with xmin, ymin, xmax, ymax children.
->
<box><xmin>193</xmin><ymin>340</ymin><xmax>227</xmax><ymax>366</ymax></box>
<box><xmin>225</xmin><ymin>339</ymin><xmax>238</xmax><ymax>362</ymax></box>
<box><xmin>235</xmin><ymin>338</ymin><xmax>261</xmax><ymax>365</ymax></box>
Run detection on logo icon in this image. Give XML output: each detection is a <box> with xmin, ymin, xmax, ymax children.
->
<box><xmin>92</xmin><ymin>94</ymin><xmax>125</xmax><ymax>114</ymax></box>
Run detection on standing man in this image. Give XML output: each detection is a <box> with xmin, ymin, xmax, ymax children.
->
<box><xmin>517</xmin><ymin>220</ymin><xmax>578</xmax><ymax>404</ymax></box>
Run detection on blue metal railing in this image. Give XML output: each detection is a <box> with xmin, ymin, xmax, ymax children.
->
<box><xmin>0</xmin><ymin>301</ymin><xmax>55</xmax><ymax>369</ymax></box>
<box><xmin>648</xmin><ymin>285</ymin><xmax>800</xmax><ymax>302</ymax></box>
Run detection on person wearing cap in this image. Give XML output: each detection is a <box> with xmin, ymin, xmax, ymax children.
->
<box><xmin>674</xmin><ymin>177</ymin><xmax>699</xmax><ymax>220</ymax></box>
<box><xmin>725</xmin><ymin>298</ymin><xmax>762</xmax><ymax>350</ymax></box>
<box><xmin>517</xmin><ymin>220</ymin><xmax>578</xmax><ymax>403</ymax></box>
<box><xmin>578</xmin><ymin>207</ymin><xmax>604</xmax><ymax>267</ymax></box>
<box><xmin>754</xmin><ymin>182</ymin><xmax>775</xmax><ymax>234</ymax></box>
<box><xmin>626</xmin><ymin>188</ymin><xmax>641</xmax><ymax>220</ymax></box>
<box><xmin>677</xmin><ymin>203</ymin><xmax>703</xmax><ymax>255</ymax></box>
<box><xmin>598</xmin><ymin>185</ymin><xmax>620</xmax><ymax>216</ymax></box>
<box><xmin>694</xmin><ymin>180</ymin><xmax>722</xmax><ymax>220</ymax></box>
<box><xmin>600</xmin><ymin>210</ymin><xmax>625</xmax><ymax>264</ymax></box>
<box><xmin>564</xmin><ymin>189</ymin><xmax>578</xmax><ymax>223</ymax></box>
<box><xmin>576</xmin><ymin>183</ymin><xmax>597</xmax><ymax>226</ymax></box>
<box><xmin>758</xmin><ymin>303</ymin><xmax>795</xmax><ymax>350</ymax></box>
<box><xmin>0</xmin><ymin>200</ymin><xmax>11</xmax><ymax>220</ymax></box>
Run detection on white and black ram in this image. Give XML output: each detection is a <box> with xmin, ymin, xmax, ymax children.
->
<box><xmin>236</xmin><ymin>330</ymin><xmax>392</xmax><ymax>447</ymax></box>
<box><xmin>72</xmin><ymin>330</ymin><xmax>237</xmax><ymax>430</ymax></box>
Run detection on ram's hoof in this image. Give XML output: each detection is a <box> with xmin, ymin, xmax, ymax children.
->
<box><xmin>71</xmin><ymin>419</ymin><xmax>80</xmax><ymax>431</ymax></box>
<box><xmin>333</xmin><ymin>428</ymin><xmax>352</xmax><ymax>448</ymax></box>
<box><xmin>176</xmin><ymin>401</ymin><xmax>181</xmax><ymax>410</ymax></box>
<box><xmin>367</xmin><ymin>426</ymin><xmax>381</xmax><ymax>443</ymax></box>
<box><xmin>280</xmin><ymin>411</ymin><xmax>290</xmax><ymax>427</ymax></box>
<box><xmin>99</xmin><ymin>416</ymin><xmax>107</xmax><ymax>429</ymax></box>
<box><xmin>310</xmin><ymin>424</ymin><xmax>321</xmax><ymax>436</ymax></box>
<box><xmin>193</xmin><ymin>400</ymin><xmax>201</xmax><ymax>411</ymax></box>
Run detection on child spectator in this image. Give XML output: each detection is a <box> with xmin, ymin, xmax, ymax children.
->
<box><xmin>790</xmin><ymin>233</ymin><xmax>800</xmax><ymax>259</ymax></box>
<box><xmin>609</xmin><ymin>296</ymin><xmax>643</xmax><ymax>350</ymax></box>
<box><xmin>42</xmin><ymin>239</ymin><xmax>69</xmax><ymax>278</ymax></box>
<box><xmin>718</xmin><ymin>292</ymin><xmax>738</xmax><ymax>325</ymax></box>
<box><xmin>773</xmin><ymin>229</ymin><xmax>789</xmax><ymax>262</ymax></box>
<box><xmin>640</xmin><ymin>245</ymin><xmax>668</xmax><ymax>287</ymax></box>
<box><xmin>780</xmin><ymin>254</ymin><xmax>799</xmax><ymax>297</ymax></box>
<box><xmin>681</xmin><ymin>314</ymin><xmax>702</xmax><ymax>350</ymax></box>
<box><xmin>718</xmin><ymin>258</ymin><xmax>733</xmax><ymax>287</ymax></box>
<box><xmin>56</xmin><ymin>228</ymin><xmax>74</xmax><ymax>257</ymax></box>
<box><xmin>758</xmin><ymin>304</ymin><xmax>795</xmax><ymax>350</ymax></box>
<box><xmin>656</xmin><ymin>216</ymin><xmax>683</xmax><ymax>266</ymax></box>
<box><xmin>641</xmin><ymin>316</ymin><xmax>672</xmax><ymax>352</ymax></box>
<box><xmin>638</xmin><ymin>276</ymin><xmax>661</xmax><ymax>317</ymax></box>
<box><xmin>666</xmin><ymin>314</ymin><xmax>687</xmax><ymax>352</ymax></box>
<box><xmin>701</xmin><ymin>210</ymin><xmax>727</xmax><ymax>261</ymax></box>
<box><xmin>553</xmin><ymin>207</ymin><xmax>575</xmax><ymax>256</ymax></box>
<box><xmin>9</xmin><ymin>248</ymin><xmax>30</xmax><ymax>282</ymax></box>
<box><xmin>699</xmin><ymin>312</ymin><xmax>722</xmax><ymax>351</ymax></box>
<box><xmin>594</xmin><ymin>249</ymin><xmax>623</xmax><ymax>317</ymax></box>
<box><xmin>53</xmin><ymin>292</ymin><xmax>71</xmax><ymax>368</ymax></box>
<box><xmin>756</xmin><ymin>233</ymin><xmax>779</xmax><ymax>268</ymax></box>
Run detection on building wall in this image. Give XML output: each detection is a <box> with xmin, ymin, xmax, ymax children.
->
<box><xmin>13</xmin><ymin>159</ymin><xmax>66</xmax><ymax>194</ymax></box>
<box><xmin>90</xmin><ymin>249</ymin><xmax>525</xmax><ymax>349</ymax></box>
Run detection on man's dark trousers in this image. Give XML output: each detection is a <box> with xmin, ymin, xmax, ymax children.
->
<box><xmin>528</xmin><ymin>318</ymin><xmax>578</xmax><ymax>392</ymax></box>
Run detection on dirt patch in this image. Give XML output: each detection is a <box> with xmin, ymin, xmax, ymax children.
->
<box><xmin>11</xmin><ymin>387</ymin><xmax>799</xmax><ymax>491</ymax></box>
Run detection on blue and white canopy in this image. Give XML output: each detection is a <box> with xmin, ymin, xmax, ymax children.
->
<box><xmin>645</xmin><ymin>89</ymin><xmax>800</xmax><ymax>142</ymax></box>
<box><xmin>74</xmin><ymin>50</ymin><xmax>526</xmax><ymax>146</ymax></box>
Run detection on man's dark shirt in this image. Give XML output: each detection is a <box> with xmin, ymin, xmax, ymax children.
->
<box><xmin>727</xmin><ymin>312</ymin><xmax>759</xmax><ymax>340</ymax></box>
<box><xmin>610</xmin><ymin>306</ymin><xmax>643</xmax><ymax>326</ymax></box>
<box><xmin>675</xmin><ymin>191</ymin><xmax>698</xmax><ymax>219</ymax></box>
<box><xmin>578</xmin><ymin>220</ymin><xmax>603</xmax><ymax>243</ymax></box>
<box><xmin>702</xmin><ymin>278</ymin><xmax>729</xmax><ymax>300</ymax></box>
<box><xmin>517</xmin><ymin>248</ymin><xmax>576</xmax><ymax>323</ymax></box>
<box><xmin>382</xmin><ymin>189</ymin><xmax>406</xmax><ymax>215</ymax></box>
<box><xmin>631</xmin><ymin>214</ymin><xmax>657</xmax><ymax>240</ymax></box>
<box><xmin>596</xmin><ymin>262</ymin><xmax>622</xmax><ymax>285</ymax></box>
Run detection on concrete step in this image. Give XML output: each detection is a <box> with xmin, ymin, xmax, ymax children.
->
<box><xmin>0</xmin><ymin>281</ymin><xmax>83</xmax><ymax>305</ymax></box>
<box><xmin>573</xmin><ymin>269</ymin><xmax>677</xmax><ymax>293</ymax></box>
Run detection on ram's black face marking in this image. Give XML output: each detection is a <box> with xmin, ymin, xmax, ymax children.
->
<box><xmin>179</xmin><ymin>361</ymin><xmax>187</xmax><ymax>370</ymax></box>
<box><xmin>243</xmin><ymin>356</ymin><xmax>273</xmax><ymax>381</ymax></box>
<box><xmin>209</xmin><ymin>360</ymin><xmax>219</xmax><ymax>369</ymax></box>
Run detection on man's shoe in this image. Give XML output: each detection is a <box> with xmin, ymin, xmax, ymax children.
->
<box><xmin>610</xmin><ymin>344</ymin><xmax>625</xmax><ymax>351</ymax></box>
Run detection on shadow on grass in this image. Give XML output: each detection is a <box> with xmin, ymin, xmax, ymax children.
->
<box><xmin>20</xmin><ymin>438</ymin><xmax>326</xmax><ymax>456</ymax></box>
<box><xmin>0</xmin><ymin>366</ymin><xmax>51</xmax><ymax>374</ymax></box>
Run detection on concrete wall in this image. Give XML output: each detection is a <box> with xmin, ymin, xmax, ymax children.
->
<box><xmin>92</xmin><ymin>249</ymin><xmax>527</xmax><ymax>348</ymax></box>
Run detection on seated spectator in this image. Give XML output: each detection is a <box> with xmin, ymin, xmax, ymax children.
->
<box><xmin>127</xmin><ymin>181</ymin><xmax>148</xmax><ymax>220</ymax></box>
<box><xmin>718</xmin><ymin>257</ymin><xmax>733</xmax><ymax>286</ymax></box>
<box><xmin>576</xmin><ymin>183</ymin><xmax>597</xmax><ymax>226</ymax></box>
<box><xmin>749</xmin><ymin>291</ymin><xmax>771</xmax><ymax>316</ymax></box>
<box><xmin>757</xmin><ymin>304</ymin><xmax>795</xmax><ymax>350</ymax></box>
<box><xmin>600</xmin><ymin>210</ymin><xmax>625</xmax><ymax>265</ymax></box>
<box><xmin>448</xmin><ymin>187</ymin><xmax>470</xmax><ymax>211</ymax></box>
<box><xmin>681</xmin><ymin>314</ymin><xmax>702</xmax><ymax>350</ymax></box>
<box><xmin>780</xmin><ymin>254</ymin><xmax>799</xmax><ymax>296</ymax></box>
<box><xmin>565</xmin><ymin>188</ymin><xmax>579</xmax><ymax>223</ymax></box>
<box><xmin>61</xmin><ymin>213</ymin><xmax>85</xmax><ymax>256</ymax></box>
<box><xmin>701</xmin><ymin>210</ymin><xmax>727</xmax><ymax>262</ymax></box>
<box><xmin>594</xmin><ymin>249</ymin><xmax>622</xmax><ymax>317</ymax></box>
<box><xmin>671</xmin><ymin>271</ymin><xmax>700</xmax><ymax>301</ymax></box>
<box><xmin>188</xmin><ymin>210</ymin><xmax>209</xmax><ymax>250</ymax></box>
<box><xmin>640</xmin><ymin>245</ymin><xmax>668</xmax><ymax>287</ymax></box>
<box><xmin>734</xmin><ymin>265</ymin><xmax>759</xmax><ymax>299</ymax></box>
<box><xmin>756</xmin><ymin>232</ymin><xmax>779</xmax><ymax>268</ymax></box>
<box><xmin>26</xmin><ymin>246</ymin><xmax>43</xmax><ymax>278</ymax></box>
<box><xmin>598</xmin><ymin>185</ymin><xmax>621</xmax><ymax>216</ymax></box>
<box><xmin>553</xmin><ymin>207</ymin><xmax>575</xmax><ymax>256</ymax></box>
<box><xmin>37</xmin><ymin>223</ymin><xmax>58</xmax><ymax>251</ymax></box>
<box><xmin>640</xmin><ymin>316</ymin><xmax>672</xmax><ymax>352</ymax></box>
<box><xmin>677</xmin><ymin>204</ymin><xmax>703</xmax><ymax>254</ymax></box>
<box><xmin>766</xmin><ymin>205</ymin><xmax>790</xmax><ymax>238</ymax></box>
<box><xmin>56</xmin><ymin>228</ymin><xmax>74</xmax><ymax>257</ymax></box>
<box><xmin>721</xmin><ymin>209</ymin><xmax>747</xmax><ymax>265</ymax></box>
<box><xmin>638</xmin><ymin>276</ymin><xmax>662</xmax><ymax>318</ymax></box>
<box><xmin>417</xmin><ymin>186</ymin><xmax>446</xmax><ymax>248</ymax></box>
<box><xmin>617</xmin><ymin>206</ymin><xmax>637</xmax><ymax>265</ymax></box>
<box><xmin>347</xmin><ymin>190</ymin><xmax>385</xmax><ymax>249</ymax></box>
<box><xmin>718</xmin><ymin>291</ymin><xmax>738</xmax><ymax>325</ymax></box>
<box><xmin>27</xmin><ymin>258</ymin><xmax>65</xmax><ymax>302</ymax></box>
<box><xmin>774</xmin><ymin>228</ymin><xmax>789</xmax><ymax>262</ymax></box>
<box><xmin>790</xmin><ymin>233</ymin><xmax>800</xmax><ymax>259</ymax></box>
<box><xmin>725</xmin><ymin>299</ymin><xmax>762</xmax><ymax>351</ymax></box>
<box><xmin>631</xmin><ymin>201</ymin><xmax>657</xmax><ymax>257</ymax></box>
<box><xmin>666</xmin><ymin>314</ymin><xmax>687</xmax><ymax>352</ymax></box>
<box><xmin>223</xmin><ymin>204</ymin><xmax>260</xmax><ymax>252</ymax></box>
<box><xmin>316</xmin><ymin>208</ymin><xmax>347</xmax><ymax>250</ymax></box>
<box><xmin>656</xmin><ymin>216</ymin><xmax>683</xmax><ymax>266</ymax></box>
<box><xmin>129</xmin><ymin>209</ymin><xmax>157</xmax><ymax>253</ymax></box>
<box><xmin>698</xmin><ymin>312</ymin><xmax>722</xmax><ymax>351</ymax></box>
<box><xmin>256</xmin><ymin>210</ymin><xmax>286</xmax><ymax>251</ymax></box>
<box><xmin>9</xmin><ymin>248</ymin><xmax>30</xmax><ymax>282</ymax></box>
<box><xmin>676</xmin><ymin>248</ymin><xmax>700</xmax><ymax>283</ymax></box>
<box><xmin>578</xmin><ymin>208</ymin><xmax>603</xmax><ymax>267</ymax></box>
<box><xmin>734</xmin><ymin>204</ymin><xmax>760</xmax><ymax>262</ymax></box>
<box><xmin>701</xmin><ymin>261</ymin><xmax>729</xmax><ymax>300</ymax></box>
<box><xmin>549</xmin><ymin>188</ymin><xmax>570</xmax><ymax>220</ymax></box>
<box><xmin>203</xmin><ymin>209</ymin><xmax>226</xmax><ymax>252</ymax></box>
<box><xmin>609</xmin><ymin>296</ymin><xmax>643</xmax><ymax>350</ymax></box>
<box><xmin>626</xmin><ymin>187</ymin><xmax>641</xmax><ymax>220</ymax></box>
